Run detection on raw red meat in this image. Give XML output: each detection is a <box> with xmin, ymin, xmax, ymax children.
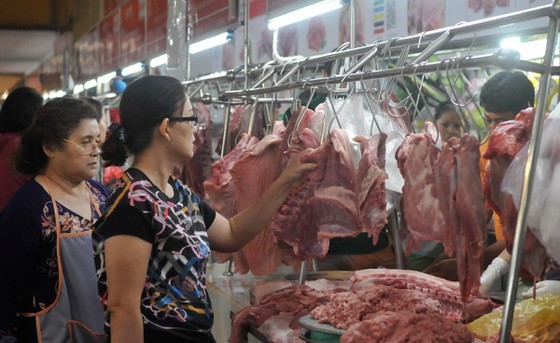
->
<box><xmin>482</xmin><ymin>108</ymin><xmax>548</xmax><ymax>280</ymax></box>
<box><xmin>354</xmin><ymin>133</ymin><xmax>388</xmax><ymax>244</ymax></box>
<box><xmin>396</xmin><ymin>131</ymin><xmax>445</xmax><ymax>252</ymax></box>
<box><xmin>340</xmin><ymin>311</ymin><xmax>473</xmax><ymax>343</ymax></box>
<box><xmin>272</xmin><ymin>129</ymin><xmax>360</xmax><ymax>260</ymax></box>
<box><xmin>351</xmin><ymin>269</ymin><xmax>494</xmax><ymax>322</ymax></box>
<box><xmin>228</xmin><ymin>133</ymin><xmax>287</xmax><ymax>275</ymax></box>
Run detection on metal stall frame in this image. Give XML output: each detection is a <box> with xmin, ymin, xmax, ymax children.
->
<box><xmin>186</xmin><ymin>2</ymin><xmax>560</xmax><ymax>341</ymax></box>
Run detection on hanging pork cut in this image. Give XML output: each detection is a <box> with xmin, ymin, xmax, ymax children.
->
<box><xmin>398</xmin><ymin>126</ymin><xmax>487</xmax><ymax>303</ymax></box>
<box><xmin>436</xmin><ymin>135</ymin><xmax>487</xmax><ymax>302</ymax></box>
<box><xmin>396</xmin><ymin>129</ymin><xmax>446</xmax><ymax>252</ymax></box>
<box><xmin>228</xmin><ymin>130</ymin><xmax>288</xmax><ymax>275</ymax></box>
<box><xmin>203</xmin><ymin>134</ymin><xmax>259</xmax><ymax>264</ymax></box>
<box><xmin>354</xmin><ymin>133</ymin><xmax>388</xmax><ymax>244</ymax></box>
<box><xmin>483</xmin><ymin>107</ymin><xmax>548</xmax><ymax>280</ymax></box>
<box><xmin>272</xmin><ymin>129</ymin><xmax>360</xmax><ymax>260</ymax></box>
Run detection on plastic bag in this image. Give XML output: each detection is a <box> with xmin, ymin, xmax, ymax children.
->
<box><xmin>468</xmin><ymin>294</ymin><xmax>560</xmax><ymax>342</ymax></box>
<box><xmin>501</xmin><ymin>103</ymin><xmax>560</xmax><ymax>264</ymax></box>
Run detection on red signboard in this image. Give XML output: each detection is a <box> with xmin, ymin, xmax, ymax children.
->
<box><xmin>104</xmin><ymin>0</ymin><xmax>119</xmax><ymax>15</ymax></box>
<box><xmin>266</xmin><ymin>0</ymin><xmax>304</xmax><ymax>16</ymax></box>
<box><xmin>190</xmin><ymin>0</ymin><xmax>238</xmax><ymax>38</ymax></box>
<box><xmin>75</xmin><ymin>27</ymin><xmax>100</xmax><ymax>81</ymax></box>
<box><xmin>250</xmin><ymin>0</ymin><xmax>265</xmax><ymax>18</ymax></box>
<box><xmin>146</xmin><ymin>0</ymin><xmax>167</xmax><ymax>57</ymax></box>
<box><xmin>119</xmin><ymin>0</ymin><xmax>145</xmax><ymax>66</ymax></box>
<box><xmin>99</xmin><ymin>12</ymin><xmax>120</xmax><ymax>72</ymax></box>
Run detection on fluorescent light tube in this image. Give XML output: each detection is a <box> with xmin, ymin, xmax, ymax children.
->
<box><xmin>98</xmin><ymin>71</ymin><xmax>117</xmax><ymax>84</ymax></box>
<box><xmin>74</xmin><ymin>84</ymin><xmax>84</xmax><ymax>94</ymax></box>
<box><xmin>190</xmin><ymin>32</ymin><xmax>230</xmax><ymax>54</ymax></box>
<box><xmin>122</xmin><ymin>62</ymin><xmax>144</xmax><ymax>76</ymax></box>
<box><xmin>150</xmin><ymin>54</ymin><xmax>168</xmax><ymax>67</ymax></box>
<box><xmin>500</xmin><ymin>37</ymin><xmax>521</xmax><ymax>50</ymax></box>
<box><xmin>267</xmin><ymin>0</ymin><xmax>342</xmax><ymax>31</ymax></box>
<box><xmin>84</xmin><ymin>79</ymin><xmax>98</xmax><ymax>90</ymax></box>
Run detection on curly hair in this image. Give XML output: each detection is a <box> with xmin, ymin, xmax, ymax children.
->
<box><xmin>14</xmin><ymin>98</ymin><xmax>98</xmax><ymax>175</ymax></box>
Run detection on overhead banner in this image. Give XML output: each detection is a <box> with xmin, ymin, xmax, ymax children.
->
<box><xmin>119</xmin><ymin>0</ymin><xmax>145</xmax><ymax>66</ymax></box>
<box><xmin>190</xmin><ymin>0</ymin><xmax>239</xmax><ymax>38</ymax></box>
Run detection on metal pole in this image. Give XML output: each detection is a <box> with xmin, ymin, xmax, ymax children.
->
<box><xmin>243</xmin><ymin>0</ymin><xmax>250</xmax><ymax>90</ymax></box>
<box><xmin>389</xmin><ymin>206</ymin><xmax>404</xmax><ymax>269</ymax></box>
<box><xmin>499</xmin><ymin>10</ymin><xmax>559</xmax><ymax>343</ymax></box>
<box><xmin>349</xmin><ymin>0</ymin><xmax>356</xmax><ymax>50</ymax></box>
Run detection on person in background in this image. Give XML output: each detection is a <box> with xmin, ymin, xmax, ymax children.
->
<box><xmin>93</xmin><ymin>75</ymin><xmax>316</xmax><ymax>342</ymax></box>
<box><xmin>426</xmin><ymin>71</ymin><xmax>536</xmax><ymax>296</ymax></box>
<box><xmin>407</xmin><ymin>101</ymin><xmax>463</xmax><ymax>272</ymax></box>
<box><xmin>0</xmin><ymin>98</ymin><xmax>109</xmax><ymax>341</ymax></box>
<box><xmin>434</xmin><ymin>101</ymin><xmax>463</xmax><ymax>142</ymax></box>
<box><xmin>0</xmin><ymin>87</ymin><xmax>43</xmax><ymax>212</ymax></box>
<box><xmin>83</xmin><ymin>97</ymin><xmax>108</xmax><ymax>183</ymax></box>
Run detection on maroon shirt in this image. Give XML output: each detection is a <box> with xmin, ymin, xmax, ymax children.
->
<box><xmin>0</xmin><ymin>133</ymin><xmax>29</xmax><ymax>211</ymax></box>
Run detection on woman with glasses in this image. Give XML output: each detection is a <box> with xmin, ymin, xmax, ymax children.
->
<box><xmin>0</xmin><ymin>98</ymin><xmax>109</xmax><ymax>342</ymax></box>
<box><xmin>93</xmin><ymin>75</ymin><xmax>316</xmax><ymax>342</ymax></box>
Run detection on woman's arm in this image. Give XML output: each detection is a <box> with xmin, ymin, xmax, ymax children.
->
<box><xmin>208</xmin><ymin>149</ymin><xmax>316</xmax><ymax>252</ymax></box>
<box><xmin>105</xmin><ymin>235</ymin><xmax>151</xmax><ymax>343</ymax></box>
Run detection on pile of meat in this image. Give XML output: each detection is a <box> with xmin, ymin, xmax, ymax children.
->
<box><xmin>230</xmin><ymin>279</ymin><xmax>352</xmax><ymax>343</ymax></box>
<box><xmin>203</xmin><ymin>106</ymin><xmax>389</xmax><ymax>275</ymax></box>
<box><xmin>230</xmin><ymin>269</ymin><xmax>494</xmax><ymax>343</ymax></box>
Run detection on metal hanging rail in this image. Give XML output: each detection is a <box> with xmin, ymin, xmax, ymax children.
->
<box><xmin>221</xmin><ymin>51</ymin><xmax>542</xmax><ymax>98</ymax></box>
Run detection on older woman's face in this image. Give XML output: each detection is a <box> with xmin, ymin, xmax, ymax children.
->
<box><xmin>51</xmin><ymin>118</ymin><xmax>101</xmax><ymax>182</ymax></box>
<box><xmin>436</xmin><ymin>110</ymin><xmax>463</xmax><ymax>141</ymax></box>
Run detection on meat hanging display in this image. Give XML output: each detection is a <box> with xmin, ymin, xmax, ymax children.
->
<box><xmin>397</xmin><ymin>125</ymin><xmax>487</xmax><ymax>304</ymax></box>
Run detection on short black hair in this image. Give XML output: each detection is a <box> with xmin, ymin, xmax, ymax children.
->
<box><xmin>434</xmin><ymin>101</ymin><xmax>458</xmax><ymax>122</ymax></box>
<box><xmin>479</xmin><ymin>70</ymin><xmax>535</xmax><ymax>115</ymax></box>
<box><xmin>0</xmin><ymin>87</ymin><xmax>43</xmax><ymax>133</ymax></box>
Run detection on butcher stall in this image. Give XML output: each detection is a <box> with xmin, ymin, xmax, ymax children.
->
<box><xmin>178</xmin><ymin>1</ymin><xmax>560</xmax><ymax>342</ymax></box>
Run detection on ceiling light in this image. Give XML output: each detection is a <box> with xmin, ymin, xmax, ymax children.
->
<box><xmin>267</xmin><ymin>0</ymin><xmax>342</xmax><ymax>31</ymax></box>
<box><xmin>150</xmin><ymin>54</ymin><xmax>168</xmax><ymax>67</ymax></box>
<box><xmin>98</xmin><ymin>71</ymin><xmax>117</xmax><ymax>84</ymax></box>
<box><xmin>121</xmin><ymin>62</ymin><xmax>144</xmax><ymax>76</ymax></box>
<box><xmin>190</xmin><ymin>32</ymin><xmax>232</xmax><ymax>54</ymax></box>
<box><xmin>500</xmin><ymin>37</ymin><xmax>521</xmax><ymax>50</ymax></box>
<box><xmin>74</xmin><ymin>84</ymin><xmax>84</xmax><ymax>94</ymax></box>
<box><xmin>84</xmin><ymin>79</ymin><xmax>98</xmax><ymax>90</ymax></box>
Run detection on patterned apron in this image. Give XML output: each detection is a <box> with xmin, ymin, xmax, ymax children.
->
<box><xmin>18</xmin><ymin>179</ymin><xmax>106</xmax><ymax>342</ymax></box>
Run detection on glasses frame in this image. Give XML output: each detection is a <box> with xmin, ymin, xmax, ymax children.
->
<box><xmin>168</xmin><ymin>115</ymin><xmax>205</xmax><ymax>129</ymax></box>
<box><xmin>168</xmin><ymin>116</ymin><xmax>198</xmax><ymax>124</ymax></box>
<box><xmin>61</xmin><ymin>138</ymin><xmax>101</xmax><ymax>154</ymax></box>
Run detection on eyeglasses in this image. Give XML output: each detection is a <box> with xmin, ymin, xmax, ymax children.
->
<box><xmin>61</xmin><ymin>138</ymin><xmax>101</xmax><ymax>153</ymax></box>
<box><xmin>168</xmin><ymin>116</ymin><xmax>206</xmax><ymax>129</ymax></box>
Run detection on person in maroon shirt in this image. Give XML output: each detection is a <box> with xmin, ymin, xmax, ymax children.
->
<box><xmin>0</xmin><ymin>87</ymin><xmax>43</xmax><ymax>211</ymax></box>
